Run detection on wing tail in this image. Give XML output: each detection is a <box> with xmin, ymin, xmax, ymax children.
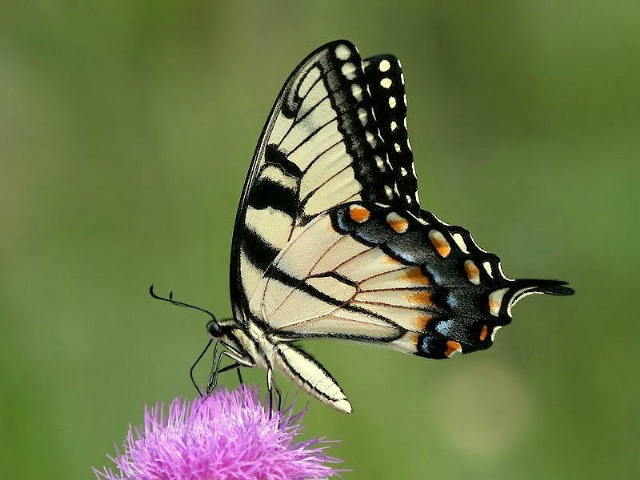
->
<box><xmin>504</xmin><ymin>279</ymin><xmax>575</xmax><ymax>312</ymax></box>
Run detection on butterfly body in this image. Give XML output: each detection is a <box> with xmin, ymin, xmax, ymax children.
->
<box><xmin>211</xmin><ymin>312</ymin><xmax>353</xmax><ymax>413</ymax></box>
<box><xmin>197</xmin><ymin>40</ymin><xmax>574</xmax><ymax>413</ymax></box>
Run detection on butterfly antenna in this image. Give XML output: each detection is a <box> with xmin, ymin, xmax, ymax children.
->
<box><xmin>149</xmin><ymin>284</ymin><xmax>217</xmax><ymax>322</ymax></box>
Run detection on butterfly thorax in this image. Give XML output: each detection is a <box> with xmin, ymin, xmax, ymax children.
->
<box><xmin>218</xmin><ymin>322</ymin><xmax>270</xmax><ymax>370</ymax></box>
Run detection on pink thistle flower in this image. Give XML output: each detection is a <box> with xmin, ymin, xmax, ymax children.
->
<box><xmin>94</xmin><ymin>387</ymin><xmax>342</xmax><ymax>480</ymax></box>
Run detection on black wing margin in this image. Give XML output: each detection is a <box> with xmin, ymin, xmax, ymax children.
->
<box><xmin>364</xmin><ymin>54</ymin><xmax>421</xmax><ymax>215</ymax></box>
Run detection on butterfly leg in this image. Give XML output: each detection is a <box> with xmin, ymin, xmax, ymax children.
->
<box><xmin>207</xmin><ymin>351</ymin><xmax>245</xmax><ymax>394</ymax></box>
<box><xmin>266</xmin><ymin>368</ymin><xmax>283</xmax><ymax>417</ymax></box>
<box><xmin>217</xmin><ymin>362</ymin><xmax>242</xmax><ymax>378</ymax></box>
<box><xmin>189</xmin><ymin>339</ymin><xmax>217</xmax><ymax>397</ymax></box>
<box><xmin>206</xmin><ymin>348</ymin><xmax>226</xmax><ymax>393</ymax></box>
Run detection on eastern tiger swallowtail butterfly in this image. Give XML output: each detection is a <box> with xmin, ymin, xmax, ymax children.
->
<box><xmin>153</xmin><ymin>40</ymin><xmax>574</xmax><ymax>414</ymax></box>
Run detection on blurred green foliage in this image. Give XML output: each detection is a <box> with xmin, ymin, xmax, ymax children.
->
<box><xmin>1</xmin><ymin>1</ymin><xmax>638</xmax><ymax>479</ymax></box>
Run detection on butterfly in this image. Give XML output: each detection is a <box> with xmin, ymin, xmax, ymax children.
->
<box><xmin>152</xmin><ymin>40</ymin><xmax>574</xmax><ymax>414</ymax></box>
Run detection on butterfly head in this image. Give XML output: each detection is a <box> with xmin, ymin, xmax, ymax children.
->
<box><xmin>206</xmin><ymin>319</ymin><xmax>223</xmax><ymax>338</ymax></box>
<box><xmin>206</xmin><ymin>318</ymin><xmax>237</xmax><ymax>339</ymax></box>
<box><xmin>205</xmin><ymin>317</ymin><xmax>248</xmax><ymax>360</ymax></box>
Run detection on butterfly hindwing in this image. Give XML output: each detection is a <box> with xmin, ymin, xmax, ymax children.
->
<box><xmin>250</xmin><ymin>202</ymin><xmax>572</xmax><ymax>359</ymax></box>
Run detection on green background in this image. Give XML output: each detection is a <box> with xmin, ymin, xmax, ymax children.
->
<box><xmin>2</xmin><ymin>2</ymin><xmax>638</xmax><ymax>479</ymax></box>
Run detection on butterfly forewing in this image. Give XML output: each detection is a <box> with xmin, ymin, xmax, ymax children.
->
<box><xmin>231</xmin><ymin>41</ymin><xmax>405</xmax><ymax>319</ymax></box>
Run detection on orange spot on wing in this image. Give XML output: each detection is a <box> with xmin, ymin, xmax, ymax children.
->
<box><xmin>464</xmin><ymin>260</ymin><xmax>480</xmax><ymax>285</ymax></box>
<box><xmin>429</xmin><ymin>230</ymin><xmax>451</xmax><ymax>257</ymax></box>
<box><xmin>407</xmin><ymin>290</ymin><xmax>433</xmax><ymax>307</ymax></box>
<box><xmin>489</xmin><ymin>298</ymin><xmax>501</xmax><ymax>314</ymax></box>
<box><xmin>386</xmin><ymin>212</ymin><xmax>409</xmax><ymax>233</ymax></box>
<box><xmin>349</xmin><ymin>205</ymin><xmax>370</xmax><ymax>223</ymax></box>
<box><xmin>479</xmin><ymin>325</ymin><xmax>489</xmax><ymax>341</ymax></box>
<box><xmin>402</xmin><ymin>267</ymin><xmax>430</xmax><ymax>285</ymax></box>
<box><xmin>488</xmin><ymin>288</ymin><xmax>508</xmax><ymax>317</ymax></box>
<box><xmin>445</xmin><ymin>340</ymin><xmax>462</xmax><ymax>357</ymax></box>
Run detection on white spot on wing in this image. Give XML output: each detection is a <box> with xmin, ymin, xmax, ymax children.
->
<box><xmin>483</xmin><ymin>261</ymin><xmax>493</xmax><ymax>277</ymax></box>
<box><xmin>341</xmin><ymin>62</ymin><xmax>357</xmax><ymax>80</ymax></box>
<box><xmin>358</xmin><ymin>108</ymin><xmax>368</xmax><ymax>126</ymax></box>
<box><xmin>335</xmin><ymin>44</ymin><xmax>351</xmax><ymax>60</ymax></box>
<box><xmin>366</xmin><ymin>130</ymin><xmax>377</xmax><ymax>148</ymax></box>
<box><xmin>388</xmin><ymin>96</ymin><xmax>397</xmax><ymax>108</ymax></box>
<box><xmin>452</xmin><ymin>233</ymin><xmax>469</xmax><ymax>253</ymax></box>
<box><xmin>351</xmin><ymin>84</ymin><xmax>363</xmax><ymax>102</ymax></box>
<box><xmin>380</xmin><ymin>78</ymin><xmax>392</xmax><ymax>89</ymax></box>
<box><xmin>379</xmin><ymin>59</ymin><xmax>391</xmax><ymax>72</ymax></box>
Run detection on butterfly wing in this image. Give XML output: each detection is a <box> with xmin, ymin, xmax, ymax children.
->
<box><xmin>231</xmin><ymin>41</ymin><xmax>416</xmax><ymax>320</ymax></box>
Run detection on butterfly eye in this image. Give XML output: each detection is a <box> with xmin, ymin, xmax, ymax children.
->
<box><xmin>206</xmin><ymin>320</ymin><xmax>222</xmax><ymax>338</ymax></box>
